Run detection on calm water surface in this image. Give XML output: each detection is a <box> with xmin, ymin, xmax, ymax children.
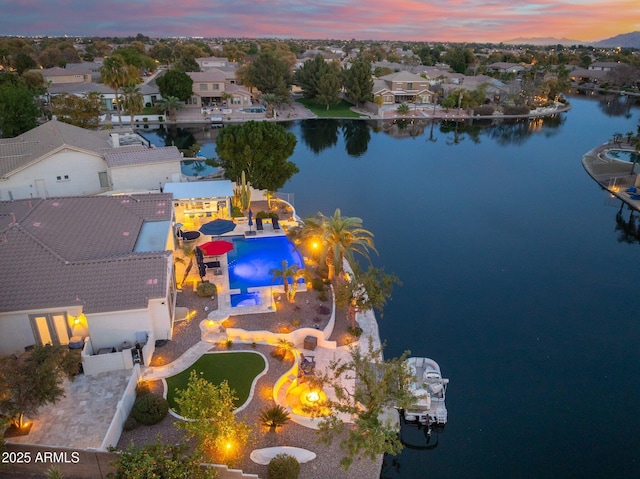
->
<box><xmin>148</xmin><ymin>94</ymin><xmax>640</xmax><ymax>478</ymax></box>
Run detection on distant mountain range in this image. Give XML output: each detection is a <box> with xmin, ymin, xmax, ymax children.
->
<box><xmin>503</xmin><ymin>31</ymin><xmax>640</xmax><ymax>49</ymax></box>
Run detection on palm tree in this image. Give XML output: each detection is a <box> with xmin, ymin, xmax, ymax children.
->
<box><xmin>121</xmin><ymin>85</ymin><xmax>144</xmax><ymax>129</ymax></box>
<box><xmin>155</xmin><ymin>96</ymin><xmax>184</xmax><ymax>121</ymax></box>
<box><xmin>270</xmin><ymin>260</ymin><xmax>306</xmax><ymax>302</ymax></box>
<box><xmin>100</xmin><ymin>55</ymin><xmax>138</xmax><ymax>128</ymax></box>
<box><xmin>317</xmin><ymin>208</ymin><xmax>377</xmax><ymax>280</ymax></box>
<box><xmin>262</xmin><ymin>93</ymin><xmax>278</xmax><ymax>118</ymax></box>
<box><xmin>259</xmin><ymin>405</ymin><xmax>290</xmax><ymax>432</ymax></box>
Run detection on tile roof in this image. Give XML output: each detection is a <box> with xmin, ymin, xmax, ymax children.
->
<box><xmin>0</xmin><ymin>120</ymin><xmax>113</xmax><ymax>178</ymax></box>
<box><xmin>379</xmin><ymin>71</ymin><xmax>427</xmax><ymax>82</ymax></box>
<box><xmin>104</xmin><ymin>146</ymin><xmax>181</xmax><ymax>168</ymax></box>
<box><xmin>0</xmin><ymin>194</ymin><xmax>173</xmax><ymax>314</ymax></box>
<box><xmin>188</xmin><ymin>70</ymin><xmax>226</xmax><ymax>82</ymax></box>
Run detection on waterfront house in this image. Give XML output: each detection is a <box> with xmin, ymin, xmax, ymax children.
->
<box><xmin>0</xmin><ymin>194</ymin><xmax>177</xmax><ymax>374</ymax></box>
<box><xmin>0</xmin><ymin>120</ymin><xmax>178</xmax><ymax>201</ymax></box>
<box><xmin>374</xmin><ymin>70</ymin><xmax>435</xmax><ymax>105</ymax></box>
<box><xmin>187</xmin><ymin>70</ymin><xmax>252</xmax><ymax>109</ymax></box>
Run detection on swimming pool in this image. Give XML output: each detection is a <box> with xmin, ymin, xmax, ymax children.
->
<box><xmin>180</xmin><ymin>159</ymin><xmax>219</xmax><ymax>177</ymax></box>
<box><xmin>239</xmin><ymin>107</ymin><xmax>266</xmax><ymax>113</ymax></box>
<box><xmin>230</xmin><ymin>291</ymin><xmax>262</xmax><ymax>307</ymax></box>
<box><xmin>605</xmin><ymin>149</ymin><xmax>640</xmax><ymax>163</ymax></box>
<box><xmin>227</xmin><ymin>236</ymin><xmax>304</xmax><ymax>291</ymax></box>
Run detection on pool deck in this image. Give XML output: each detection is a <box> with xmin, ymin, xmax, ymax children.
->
<box><xmin>582</xmin><ymin>142</ymin><xmax>640</xmax><ymax>211</ymax></box>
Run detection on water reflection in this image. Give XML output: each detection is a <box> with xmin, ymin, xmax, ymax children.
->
<box><xmin>597</xmin><ymin>93</ymin><xmax>638</xmax><ymax>118</ymax></box>
<box><xmin>342</xmin><ymin>121</ymin><xmax>371</xmax><ymax>157</ymax></box>
<box><xmin>615</xmin><ymin>203</ymin><xmax>640</xmax><ymax>243</ymax></box>
<box><xmin>299</xmin><ymin>119</ymin><xmax>339</xmax><ymax>154</ymax></box>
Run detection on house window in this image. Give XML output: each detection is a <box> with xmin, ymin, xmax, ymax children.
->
<box><xmin>56</xmin><ymin>175</ymin><xmax>70</xmax><ymax>182</ymax></box>
<box><xmin>98</xmin><ymin>171</ymin><xmax>110</xmax><ymax>189</ymax></box>
<box><xmin>407</xmin><ymin>82</ymin><xmax>413</xmax><ymax>90</ymax></box>
<box><xmin>232</xmin><ymin>97</ymin><xmax>241</xmax><ymax>105</ymax></box>
<box><xmin>199</xmin><ymin>83</ymin><xmax>208</xmax><ymax>91</ymax></box>
<box><xmin>213</xmin><ymin>84</ymin><xmax>220</xmax><ymax>90</ymax></box>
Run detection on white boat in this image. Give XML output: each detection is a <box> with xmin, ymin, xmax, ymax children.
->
<box><xmin>403</xmin><ymin>357</ymin><xmax>449</xmax><ymax>428</ymax></box>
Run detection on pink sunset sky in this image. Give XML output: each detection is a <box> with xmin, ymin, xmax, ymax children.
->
<box><xmin>0</xmin><ymin>0</ymin><xmax>638</xmax><ymax>43</ymax></box>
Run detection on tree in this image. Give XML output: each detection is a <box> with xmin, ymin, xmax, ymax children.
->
<box><xmin>174</xmin><ymin>371</ymin><xmax>251</xmax><ymax>467</ymax></box>
<box><xmin>294</xmin><ymin>54</ymin><xmax>330</xmax><ymax>99</ymax></box>
<box><xmin>51</xmin><ymin>92</ymin><xmax>102</xmax><ymax>129</ymax></box>
<box><xmin>397</xmin><ymin>103</ymin><xmax>410</xmax><ymax>116</ymax></box>
<box><xmin>12</xmin><ymin>52</ymin><xmax>36</xmax><ymax>75</ymax></box>
<box><xmin>0</xmin><ymin>79</ymin><xmax>39</xmax><ymax>137</ymax></box>
<box><xmin>215</xmin><ymin>121</ymin><xmax>298</xmax><ymax>192</ymax></box>
<box><xmin>316</xmin><ymin>71</ymin><xmax>342</xmax><ymax>110</ymax></box>
<box><xmin>121</xmin><ymin>85</ymin><xmax>144</xmax><ymax>129</ymax></box>
<box><xmin>343</xmin><ymin>58</ymin><xmax>373</xmax><ymax>106</ymax></box>
<box><xmin>155</xmin><ymin>96</ymin><xmax>185</xmax><ymax>121</ymax></box>
<box><xmin>306</xmin><ymin>208</ymin><xmax>377</xmax><ymax>280</ymax></box>
<box><xmin>316</xmin><ymin>339</ymin><xmax>418</xmax><ymax>470</ymax></box>
<box><xmin>259</xmin><ymin>405</ymin><xmax>290</xmax><ymax>432</ymax></box>
<box><xmin>156</xmin><ymin>69</ymin><xmax>193</xmax><ymax>102</ymax></box>
<box><xmin>248</xmin><ymin>51</ymin><xmax>292</xmax><ymax>101</ymax></box>
<box><xmin>108</xmin><ymin>440</ymin><xmax>215</xmax><ymax>479</ymax></box>
<box><xmin>335</xmin><ymin>264</ymin><xmax>401</xmax><ymax>328</ymax></box>
<box><xmin>100</xmin><ymin>55</ymin><xmax>139</xmax><ymax>128</ymax></box>
<box><xmin>0</xmin><ymin>345</ymin><xmax>79</xmax><ymax>430</ymax></box>
<box><xmin>270</xmin><ymin>260</ymin><xmax>306</xmax><ymax>303</ymax></box>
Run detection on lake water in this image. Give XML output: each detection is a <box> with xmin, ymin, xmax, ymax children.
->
<box><xmin>148</xmin><ymin>93</ymin><xmax>640</xmax><ymax>478</ymax></box>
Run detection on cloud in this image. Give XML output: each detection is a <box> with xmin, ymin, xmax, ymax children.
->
<box><xmin>0</xmin><ymin>0</ymin><xmax>638</xmax><ymax>42</ymax></box>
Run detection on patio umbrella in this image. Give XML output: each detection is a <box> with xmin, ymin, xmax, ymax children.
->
<box><xmin>199</xmin><ymin>219</ymin><xmax>236</xmax><ymax>236</ymax></box>
<box><xmin>198</xmin><ymin>240</ymin><xmax>234</xmax><ymax>256</ymax></box>
<box><xmin>248</xmin><ymin>209</ymin><xmax>253</xmax><ymax>232</ymax></box>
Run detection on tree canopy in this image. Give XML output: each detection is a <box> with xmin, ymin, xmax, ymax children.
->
<box><xmin>0</xmin><ymin>345</ymin><xmax>79</xmax><ymax>429</ymax></box>
<box><xmin>215</xmin><ymin>121</ymin><xmax>298</xmax><ymax>192</ymax></box>
<box><xmin>343</xmin><ymin>58</ymin><xmax>373</xmax><ymax>106</ymax></box>
<box><xmin>316</xmin><ymin>339</ymin><xmax>417</xmax><ymax>469</ymax></box>
<box><xmin>156</xmin><ymin>69</ymin><xmax>193</xmax><ymax>102</ymax></box>
<box><xmin>52</xmin><ymin>92</ymin><xmax>102</xmax><ymax>129</ymax></box>
<box><xmin>247</xmin><ymin>51</ymin><xmax>292</xmax><ymax>101</ymax></box>
<box><xmin>0</xmin><ymin>77</ymin><xmax>39</xmax><ymax>137</ymax></box>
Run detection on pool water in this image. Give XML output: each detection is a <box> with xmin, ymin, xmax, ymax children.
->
<box><xmin>230</xmin><ymin>291</ymin><xmax>262</xmax><ymax>307</ymax></box>
<box><xmin>240</xmin><ymin>107</ymin><xmax>266</xmax><ymax>113</ymax></box>
<box><xmin>605</xmin><ymin>149</ymin><xmax>640</xmax><ymax>163</ymax></box>
<box><xmin>180</xmin><ymin>159</ymin><xmax>219</xmax><ymax>177</ymax></box>
<box><xmin>227</xmin><ymin>236</ymin><xmax>304</xmax><ymax>291</ymax></box>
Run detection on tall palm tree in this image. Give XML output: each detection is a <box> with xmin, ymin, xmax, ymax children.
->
<box><xmin>121</xmin><ymin>85</ymin><xmax>144</xmax><ymax>130</ymax></box>
<box><xmin>262</xmin><ymin>93</ymin><xmax>278</xmax><ymax>118</ymax></box>
<box><xmin>100</xmin><ymin>55</ymin><xmax>139</xmax><ymax>128</ymax></box>
<box><xmin>155</xmin><ymin>96</ymin><xmax>184</xmax><ymax>121</ymax></box>
<box><xmin>317</xmin><ymin>208</ymin><xmax>377</xmax><ymax>280</ymax></box>
<box><xmin>270</xmin><ymin>260</ymin><xmax>306</xmax><ymax>302</ymax></box>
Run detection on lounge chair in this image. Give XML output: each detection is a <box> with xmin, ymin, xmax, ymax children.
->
<box><xmin>272</xmin><ymin>217</ymin><xmax>280</xmax><ymax>230</ymax></box>
<box><xmin>256</xmin><ymin>217</ymin><xmax>264</xmax><ymax>231</ymax></box>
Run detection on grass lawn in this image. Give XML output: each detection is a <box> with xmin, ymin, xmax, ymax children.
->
<box><xmin>296</xmin><ymin>98</ymin><xmax>365</xmax><ymax>118</ymax></box>
<box><xmin>165</xmin><ymin>351</ymin><xmax>266</xmax><ymax>413</ymax></box>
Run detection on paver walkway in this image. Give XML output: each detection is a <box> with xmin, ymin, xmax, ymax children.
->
<box><xmin>7</xmin><ymin>369</ymin><xmax>131</xmax><ymax>450</ymax></box>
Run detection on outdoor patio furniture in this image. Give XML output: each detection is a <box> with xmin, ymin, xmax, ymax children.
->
<box><xmin>303</xmin><ymin>335</ymin><xmax>317</xmax><ymax>351</ymax></box>
<box><xmin>256</xmin><ymin>217</ymin><xmax>264</xmax><ymax>231</ymax></box>
<box><xmin>272</xmin><ymin>217</ymin><xmax>281</xmax><ymax>230</ymax></box>
<box><xmin>68</xmin><ymin>336</ymin><xmax>84</xmax><ymax>349</ymax></box>
<box><xmin>179</xmin><ymin>230</ymin><xmax>201</xmax><ymax>241</ymax></box>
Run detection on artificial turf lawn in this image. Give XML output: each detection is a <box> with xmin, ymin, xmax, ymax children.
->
<box><xmin>165</xmin><ymin>351</ymin><xmax>266</xmax><ymax>412</ymax></box>
<box><xmin>296</xmin><ymin>98</ymin><xmax>364</xmax><ymax>118</ymax></box>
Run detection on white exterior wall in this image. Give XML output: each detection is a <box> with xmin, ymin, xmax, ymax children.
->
<box><xmin>0</xmin><ymin>312</ymin><xmax>38</xmax><ymax>355</ymax></box>
<box><xmin>85</xmin><ymin>309</ymin><xmax>154</xmax><ymax>352</ymax></box>
<box><xmin>0</xmin><ymin>149</ymin><xmax>107</xmax><ymax>201</ymax></box>
<box><xmin>109</xmin><ymin>162</ymin><xmax>181</xmax><ymax>191</ymax></box>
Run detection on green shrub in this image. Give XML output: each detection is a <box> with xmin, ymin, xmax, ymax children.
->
<box><xmin>196</xmin><ymin>281</ymin><xmax>217</xmax><ymax>298</ymax></box>
<box><xmin>231</xmin><ymin>206</ymin><xmax>243</xmax><ymax>218</ymax></box>
<box><xmin>123</xmin><ymin>416</ymin><xmax>138</xmax><ymax>431</ymax></box>
<box><xmin>268</xmin><ymin>454</ymin><xmax>300</xmax><ymax>479</ymax></box>
<box><xmin>348</xmin><ymin>326</ymin><xmax>363</xmax><ymax>337</ymax></box>
<box><xmin>311</xmin><ymin>277</ymin><xmax>324</xmax><ymax>292</ymax></box>
<box><xmin>256</xmin><ymin>211</ymin><xmax>279</xmax><ymax>219</ymax></box>
<box><xmin>142</xmin><ymin>117</ymin><xmax>148</xmax><ymax>123</ymax></box>
<box><xmin>291</xmin><ymin>318</ymin><xmax>300</xmax><ymax>327</ymax></box>
<box><xmin>503</xmin><ymin>105</ymin><xmax>530</xmax><ymax>116</ymax></box>
<box><xmin>135</xmin><ymin>381</ymin><xmax>151</xmax><ymax>397</ymax></box>
<box><xmin>225</xmin><ymin>339</ymin><xmax>233</xmax><ymax>349</ymax></box>
<box><xmin>474</xmin><ymin>105</ymin><xmax>494</xmax><ymax>116</ymax></box>
<box><xmin>131</xmin><ymin>393</ymin><xmax>169</xmax><ymax>425</ymax></box>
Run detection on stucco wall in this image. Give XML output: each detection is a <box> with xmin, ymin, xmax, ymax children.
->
<box><xmin>109</xmin><ymin>162</ymin><xmax>181</xmax><ymax>191</ymax></box>
<box><xmin>0</xmin><ymin>149</ymin><xmax>107</xmax><ymax>200</ymax></box>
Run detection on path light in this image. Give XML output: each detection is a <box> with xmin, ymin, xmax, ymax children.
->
<box><xmin>306</xmin><ymin>390</ymin><xmax>320</xmax><ymax>403</ymax></box>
